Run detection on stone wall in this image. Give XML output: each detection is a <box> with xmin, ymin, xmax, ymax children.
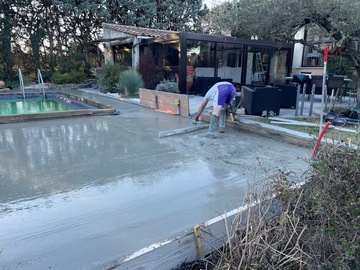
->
<box><xmin>139</xmin><ymin>88</ymin><xmax>190</xmax><ymax>117</ymax></box>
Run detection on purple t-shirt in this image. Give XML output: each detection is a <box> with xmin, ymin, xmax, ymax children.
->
<box><xmin>205</xmin><ymin>82</ymin><xmax>236</xmax><ymax>106</ymax></box>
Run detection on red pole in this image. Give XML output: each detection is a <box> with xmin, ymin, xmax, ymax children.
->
<box><xmin>312</xmin><ymin>121</ymin><xmax>331</xmax><ymax>158</ymax></box>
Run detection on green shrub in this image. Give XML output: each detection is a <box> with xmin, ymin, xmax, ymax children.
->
<box><xmin>97</xmin><ymin>64</ymin><xmax>127</xmax><ymax>93</ymax></box>
<box><xmin>51</xmin><ymin>71</ymin><xmax>86</xmax><ymax>84</ymax></box>
<box><xmin>58</xmin><ymin>49</ymin><xmax>86</xmax><ymax>74</ymax></box>
<box><xmin>22</xmin><ymin>74</ymin><xmax>36</xmax><ymax>86</ymax></box>
<box><xmin>1</xmin><ymin>79</ymin><xmax>18</xmax><ymax>89</ymax></box>
<box><xmin>155</xmin><ymin>79</ymin><xmax>179</xmax><ymax>93</ymax></box>
<box><xmin>41</xmin><ymin>71</ymin><xmax>54</xmax><ymax>82</ymax></box>
<box><xmin>115</xmin><ymin>70</ymin><xmax>144</xmax><ymax>97</ymax></box>
<box><xmin>327</xmin><ymin>55</ymin><xmax>353</xmax><ymax>77</ymax></box>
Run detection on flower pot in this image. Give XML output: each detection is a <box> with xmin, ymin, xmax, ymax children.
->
<box><xmin>186</xmin><ymin>66</ymin><xmax>195</xmax><ymax>94</ymax></box>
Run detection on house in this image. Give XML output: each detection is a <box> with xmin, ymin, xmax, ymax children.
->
<box><xmin>292</xmin><ymin>26</ymin><xmax>358</xmax><ymax>84</ymax></box>
<box><xmin>102</xmin><ymin>23</ymin><xmax>294</xmax><ymax>94</ymax></box>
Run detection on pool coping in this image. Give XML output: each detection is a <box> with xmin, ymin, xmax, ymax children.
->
<box><xmin>0</xmin><ymin>91</ymin><xmax>116</xmax><ymax>124</ymax></box>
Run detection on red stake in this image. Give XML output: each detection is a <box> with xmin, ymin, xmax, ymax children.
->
<box><xmin>323</xmin><ymin>46</ymin><xmax>328</xmax><ymax>63</ymax></box>
<box><xmin>312</xmin><ymin>121</ymin><xmax>331</xmax><ymax>158</ymax></box>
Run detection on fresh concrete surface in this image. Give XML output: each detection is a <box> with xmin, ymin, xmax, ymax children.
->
<box><xmin>0</xmin><ymin>88</ymin><xmax>328</xmax><ymax>270</ymax></box>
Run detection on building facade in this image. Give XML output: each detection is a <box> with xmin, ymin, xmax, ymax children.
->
<box><xmin>102</xmin><ymin>23</ymin><xmax>294</xmax><ymax>94</ymax></box>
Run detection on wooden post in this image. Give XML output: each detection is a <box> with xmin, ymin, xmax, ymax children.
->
<box><xmin>193</xmin><ymin>224</ymin><xmax>204</xmax><ymax>259</ymax></box>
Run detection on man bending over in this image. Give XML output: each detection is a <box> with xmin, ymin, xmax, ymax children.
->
<box><xmin>194</xmin><ymin>81</ymin><xmax>236</xmax><ymax>137</ymax></box>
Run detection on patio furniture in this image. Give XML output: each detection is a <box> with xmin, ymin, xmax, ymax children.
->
<box><xmin>193</xmin><ymin>77</ymin><xmax>221</xmax><ymax>95</ymax></box>
<box><xmin>241</xmin><ymin>85</ymin><xmax>281</xmax><ymax>116</ymax></box>
<box><xmin>311</xmin><ymin>75</ymin><xmax>325</xmax><ymax>95</ymax></box>
<box><xmin>346</xmin><ymin>83</ymin><xmax>358</xmax><ymax>106</ymax></box>
<box><xmin>327</xmin><ymin>75</ymin><xmax>345</xmax><ymax>97</ymax></box>
<box><xmin>343</xmin><ymin>77</ymin><xmax>352</xmax><ymax>99</ymax></box>
<box><xmin>186</xmin><ymin>66</ymin><xmax>195</xmax><ymax>94</ymax></box>
<box><xmin>274</xmin><ymin>84</ymin><xmax>297</xmax><ymax>108</ymax></box>
<box><xmin>292</xmin><ymin>74</ymin><xmax>312</xmax><ymax>94</ymax></box>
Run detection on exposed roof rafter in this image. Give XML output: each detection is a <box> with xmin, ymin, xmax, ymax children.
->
<box><xmin>102</xmin><ymin>23</ymin><xmax>178</xmax><ymax>38</ymax></box>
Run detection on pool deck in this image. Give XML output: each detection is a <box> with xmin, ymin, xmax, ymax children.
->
<box><xmin>0</xmin><ymin>87</ymin><xmax>343</xmax><ymax>269</ymax></box>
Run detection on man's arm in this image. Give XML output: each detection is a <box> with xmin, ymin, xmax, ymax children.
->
<box><xmin>194</xmin><ymin>98</ymin><xmax>209</xmax><ymax>121</ymax></box>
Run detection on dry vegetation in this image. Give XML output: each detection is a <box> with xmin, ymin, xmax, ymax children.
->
<box><xmin>179</xmin><ymin>142</ymin><xmax>360</xmax><ymax>270</ymax></box>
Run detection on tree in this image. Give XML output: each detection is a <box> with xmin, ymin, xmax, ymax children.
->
<box><xmin>205</xmin><ymin>0</ymin><xmax>360</xmax><ymax>77</ymax></box>
<box><xmin>14</xmin><ymin>0</ymin><xmax>47</xmax><ymax>74</ymax></box>
<box><xmin>0</xmin><ymin>0</ymin><xmax>207</xmax><ymax>82</ymax></box>
<box><xmin>200</xmin><ymin>2</ymin><xmax>249</xmax><ymax>37</ymax></box>
<box><xmin>153</xmin><ymin>0</ymin><xmax>204</xmax><ymax>31</ymax></box>
<box><xmin>53</xmin><ymin>0</ymin><xmax>108</xmax><ymax>75</ymax></box>
<box><xmin>106</xmin><ymin>0</ymin><xmax>156</xmax><ymax>28</ymax></box>
<box><xmin>0</xmin><ymin>0</ymin><xmax>16</xmax><ymax>80</ymax></box>
<box><xmin>106</xmin><ymin>0</ymin><xmax>205</xmax><ymax>31</ymax></box>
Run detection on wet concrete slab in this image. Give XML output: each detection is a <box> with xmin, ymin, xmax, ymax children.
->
<box><xmin>0</xmin><ymin>90</ymin><xmax>311</xmax><ymax>269</ymax></box>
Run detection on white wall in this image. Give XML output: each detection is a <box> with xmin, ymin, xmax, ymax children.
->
<box><xmin>292</xmin><ymin>27</ymin><xmax>305</xmax><ymax>70</ymax></box>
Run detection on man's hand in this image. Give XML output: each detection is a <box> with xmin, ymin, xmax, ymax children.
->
<box><xmin>193</xmin><ymin>115</ymin><xmax>199</xmax><ymax>124</ymax></box>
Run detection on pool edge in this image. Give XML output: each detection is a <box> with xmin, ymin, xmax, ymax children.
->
<box><xmin>0</xmin><ymin>91</ymin><xmax>116</xmax><ymax>124</ymax></box>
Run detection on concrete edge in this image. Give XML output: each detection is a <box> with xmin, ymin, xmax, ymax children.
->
<box><xmin>200</xmin><ymin>113</ymin><xmax>316</xmax><ymax>149</ymax></box>
<box><xmin>159</xmin><ymin>124</ymin><xmax>209</xmax><ymax>138</ymax></box>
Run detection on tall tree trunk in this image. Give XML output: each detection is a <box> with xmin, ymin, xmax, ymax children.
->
<box><xmin>30</xmin><ymin>32</ymin><xmax>42</xmax><ymax>73</ymax></box>
<box><xmin>1</xmin><ymin>5</ymin><xmax>14</xmax><ymax>80</ymax></box>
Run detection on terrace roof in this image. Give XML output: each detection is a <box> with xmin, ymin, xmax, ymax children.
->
<box><xmin>102</xmin><ymin>23</ymin><xmax>178</xmax><ymax>38</ymax></box>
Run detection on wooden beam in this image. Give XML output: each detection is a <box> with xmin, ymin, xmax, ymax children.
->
<box><xmin>84</xmin><ymin>36</ymin><xmax>132</xmax><ymax>44</ymax></box>
<box><xmin>193</xmin><ymin>224</ymin><xmax>204</xmax><ymax>259</ymax></box>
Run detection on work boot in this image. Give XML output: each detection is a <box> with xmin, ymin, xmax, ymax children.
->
<box><xmin>206</xmin><ymin>115</ymin><xmax>218</xmax><ymax>137</ymax></box>
<box><xmin>219</xmin><ymin>109</ymin><xmax>226</xmax><ymax>133</ymax></box>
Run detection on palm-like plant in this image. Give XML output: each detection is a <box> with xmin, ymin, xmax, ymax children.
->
<box><xmin>98</xmin><ymin>64</ymin><xmax>127</xmax><ymax>93</ymax></box>
<box><xmin>116</xmin><ymin>70</ymin><xmax>144</xmax><ymax>97</ymax></box>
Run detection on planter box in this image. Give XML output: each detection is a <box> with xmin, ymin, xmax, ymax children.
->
<box><xmin>139</xmin><ymin>88</ymin><xmax>190</xmax><ymax>117</ymax></box>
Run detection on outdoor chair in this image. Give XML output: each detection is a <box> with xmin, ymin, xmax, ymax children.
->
<box><xmin>292</xmin><ymin>74</ymin><xmax>312</xmax><ymax>94</ymax></box>
<box><xmin>311</xmin><ymin>75</ymin><xmax>325</xmax><ymax>95</ymax></box>
<box><xmin>327</xmin><ymin>75</ymin><xmax>345</xmax><ymax>98</ymax></box>
<box><xmin>346</xmin><ymin>83</ymin><xmax>359</xmax><ymax>106</ymax></box>
<box><xmin>193</xmin><ymin>77</ymin><xmax>221</xmax><ymax>95</ymax></box>
<box><xmin>241</xmin><ymin>85</ymin><xmax>281</xmax><ymax>116</ymax></box>
<box><xmin>274</xmin><ymin>84</ymin><xmax>297</xmax><ymax>108</ymax></box>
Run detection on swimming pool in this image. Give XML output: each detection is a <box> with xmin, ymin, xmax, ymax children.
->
<box><xmin>0</xmin><ymin>92</ymin><xmax>116</xmax><ymax>123</ymax></box>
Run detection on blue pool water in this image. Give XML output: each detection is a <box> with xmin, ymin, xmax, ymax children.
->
<box><xmin>0</xmin><ymin>97</ymin><xmax>71</xmax><ymax>115</ymax></box>
<box><xmin>0</xmin><ymin>93</ymin><xmax>98</xmax><ymax>116</ymax></box>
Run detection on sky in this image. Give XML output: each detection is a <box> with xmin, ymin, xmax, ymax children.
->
<box><xmin>203</xmin><ymin>0</ymin><xmax>229</xmax><ymax>8</ymax></box>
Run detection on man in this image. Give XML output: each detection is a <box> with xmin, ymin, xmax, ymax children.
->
<box><xmin>194</xmin><ymin>81</ymin><xmax>236</xmax><ymax>136</ymax></box>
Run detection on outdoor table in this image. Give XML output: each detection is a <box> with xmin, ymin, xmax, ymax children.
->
<box><xmin>284</xmin><ymin>76</ymin><xmax>293</xmax><ymax>84</ymax></box>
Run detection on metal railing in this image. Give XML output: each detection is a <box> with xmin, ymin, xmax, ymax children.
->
<box><xmin>18</xmin><ymin>69</ymin><xmax>25</xmax><ymax>100</ymax></box>
<box><xmin>37</xmin><ymin>69</ymin><xmax>46</xmax><ymax>98</ymax></box>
